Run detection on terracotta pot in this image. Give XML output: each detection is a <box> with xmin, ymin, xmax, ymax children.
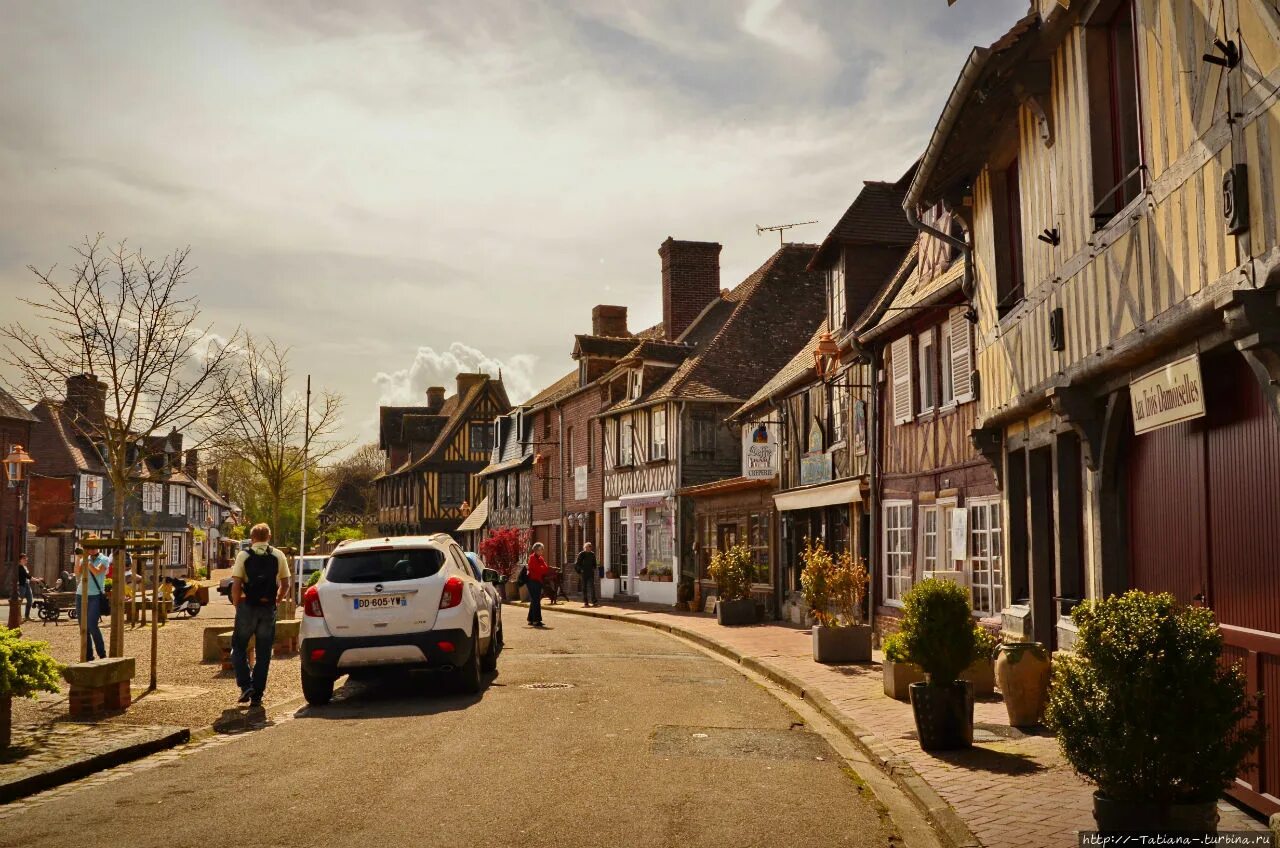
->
<box><xmin>812</xmin><ymin>624</ymin><xmax>872</xmax><ymax>663</ymax></box>
<box><xmin>960</xmin><ymin>657</ymin><xmax>995</xmax><ymax>697</ymax></box>
<box><xmin>1092</xmin><ymin>792</ymin><xmax>1218</xmax><ymax>834</ymax></box>
<box><xmin>909</xmin><ymin>680</ymin><xmax>974</xmax><ymax>751</ymax></box>
<box><xmin>994</xmin><ymin>641</ymin><xmax>1051</xmax><ymax>726</ymax></box>
<box><xmin>883</xmin><ymin>660</ymin><xmax>925</xmax><ymax>700</ymax></box>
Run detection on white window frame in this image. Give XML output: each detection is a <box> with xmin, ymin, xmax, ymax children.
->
<box><xmin>630</xmin><ymin>369</ymin><xmax>642</xmax><ymax>400</ymax></box>
<box><xmin>142</xmin><ymin>482</ymin><xmax>163</xmax><ymax>514</ymax></box>
<box><xmin>619</xmin><ymin>417</ymin><xmax>634</xmax><ymax>467</ymax></box>
<box><xmin>938</xmin><ymin>496</ymin><xmax>957</xmax><ymax>567</ymax></box>
<box><xmin>78</xmin><ymin>474</ymin><xmax>104</xmax><ymax>511</ymax></box>
<box><xmin>830</xmin><ymin>384</ymin><xmax>846</xmax><ymax>447</ymax></box>
<box><xmin>651</xmin><ymin>407</ymin><xmax>667</xmax><ymax>460</ymax></box>
<box><xmin>882</xmin><ymin>500</ymin><xmax>914</xmax><ymax>607</ymax></box>
<box><xmin>919</xmin><ymin>504</ymin><xmax>939</xmax><ymax>573</ymax></box>
<box><xmin>917</xmin><ymin>329</ymin><xmax>936</xmax><ymax>415</ymax></box>
<box><xmin>829</xmin><ymin>262</ymin><xmax>846</xmax><ymax>331</ymax></box>
<box><xmin>169</xmin><ymin>484</ymin><xmax>186</xmax><ymax>516</ymax></box>
<box><xmin>968</xmin><ymin>497</ymin><xmax>1005</xmax><ymax>617</ymax></box>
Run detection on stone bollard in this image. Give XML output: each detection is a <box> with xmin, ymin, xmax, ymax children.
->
<box><xmin>63</xmin><ymin>658</ymin><xmax>136</xmax><ymax>718</ymax></box>
<box><xmin>277</xmin><ymin>599</ymin><xmax>298</xmax><ymax>620</ymax></box>
<box><xmin>273</xmin><ymin>619</ymin><xmax>301</xmax><ymax>657</ymax></box>
<box><xmin>202</xmin><ymin>625</ymin><xmax>230</xmax><ymax>662</ymax></box>
<box><xmin>217</xmin><ymin>631</ymin><xmax>251</xmax><ymax>671</ymax></box>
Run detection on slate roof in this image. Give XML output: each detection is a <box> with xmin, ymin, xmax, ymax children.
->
<box><xmin>734</xmin><ymin>320</ymin><xmax>828</xmax><ymax>420</ymax></box>
<box><xmin>809</xmin><ymin>175</ymin><xmax>917</xmax><ymax>270</ymax></box>
<box><xmin>0</xmin><ymin>387</ymin><xmax>36</xmax><ymax>423</ymax></box>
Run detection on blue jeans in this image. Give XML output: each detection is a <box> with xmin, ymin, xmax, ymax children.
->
<box><xmin>527</xmin><ymin>580</ymin><xmax>543</xmax><ymax>624</ymax></box>
<box><xmin>79</xmin><ymin>594</ymin><xmax>106</xmax><ymax>660</ymax></box>
<box><xmin>19</xmin><ymin>583</ymin><xmax>34</xmax><ymax>619</ymax></box>
<box><xmin>232</xmin><ymin>603</ymin><xmax>278</xmax><ymax>698</ymax></box>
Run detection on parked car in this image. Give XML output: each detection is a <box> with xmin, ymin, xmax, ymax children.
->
<box><xmin>464</xmin><ymin>551</ymin><xmax>504</xmax><ymax>651</ymax></box>
<box><xmin>291</xmin><ymin>555</ymin><xmax>328</xmax><ymax>594</ymax></box>
<box><xmin>217</xmin><ymin>539</ymin><xmax>254</xmax><ymax>599</ymax></box>
<box><xmin>299</xmin><ymin>534</ymin><xmax>502</xmax><ymax>705</ymax></box>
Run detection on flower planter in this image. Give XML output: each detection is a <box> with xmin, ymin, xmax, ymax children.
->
<box><xmin>812</xmin><ymin>623</ymin><xmax>872</xmax><ymax>663</ymax></box>
<box><xmin>909</xmin><ymin>680</ymin><xmax>974</xmax><ymax>751</ymax></box>
<box><xmin>994</xmin><ymin>641</ymin><xmax>1050</xmax><ymax>726</ymax></box>
<box><xmin>716</xmin><ymin>598</ymin><xmax>756</xmax><ymax>626</ymax></box>
<box><xmin>882</xmin><ymin>659</ymin><xmax>926</xmax><ymax>700</ymax></box>
<box><xmin>1092</xmin><ymin>792</ymin><xmax>1218</xmax><ymax>834</ymax></box>
<box><xmin>960</xmin><ymin>657</ymin><xmax>995</xmax><ymax>697</ymax></box>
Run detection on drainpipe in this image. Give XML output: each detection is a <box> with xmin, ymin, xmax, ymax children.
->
<box><xmin>676</xmin><ymin>401</ymin><xmax>686</xmax><ymax>591</ymax></box>
<box><xmin>867</xmin><ymin>346</ymin><xmax>881</xmax><ymax>630</ymax></box>
<box><xmin>556</xmin><ymin>401</ymin><xmax>566</xmax><ymax>572</ymax></box>
<box><xmin>905</xmin><ymin>205</ymin><xmax>973</xmax><ymax>298</ymax></box>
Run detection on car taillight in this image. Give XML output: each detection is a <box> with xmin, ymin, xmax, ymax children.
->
<box><xmin>439</xmin><ymin>576</ymin><xmax>464</xmax><ymax>610</ymax></box>
<box><xmin>303</xmin><ymin>585</ymin><xmax>324</xmax><ymax>617</ymax></box>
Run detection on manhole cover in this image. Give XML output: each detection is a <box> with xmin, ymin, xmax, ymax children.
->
<box><xmin>521</xmin><ymin>682</ymin><xmax>576</xmax><ymax>690</ymax></box>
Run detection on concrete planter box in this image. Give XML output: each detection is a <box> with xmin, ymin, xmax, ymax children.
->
<box><xmin>883</xmin><ymin>659</ymin><xmax>926</xmax><ymax>700</ymax></box>
<box><xmin>812</xmin><ymin>624</ymin><xmax>872</xmax><ymax>663</ymax></box>
<box><xmin>960</xmin><ymin>657</ymin><xmax>996</xmax><ymax>697</ymax></box>
<box><xmin>716</xmin><ymin>598</ymin><xmax>756</xmax><ymax>626</ymax></box>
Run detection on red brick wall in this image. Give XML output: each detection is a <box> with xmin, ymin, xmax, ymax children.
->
<box><xmin>660</xmin><ymin>238</ymin><xmax>721</xmax><ymax>341</ymax></box>
<box><xmin>528</xmin><ymin>389</ymin><xmax>607</xmax><ymax>571</ymax></box>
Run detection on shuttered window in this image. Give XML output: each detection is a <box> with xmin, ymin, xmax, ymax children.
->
<box><xmin>891</xmin><ymin>336</ymin><xmax>914</xmax><ymax>425</ymax></box>
<box><xmin>949</xmin><ymin>308</ymin><xmax>974</xmax><ymax>403</ymax></box>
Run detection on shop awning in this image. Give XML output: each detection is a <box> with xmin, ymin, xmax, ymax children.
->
<box><xmin>772</xmin><ymin>480</ymin><xmax>861</xmax><ymax>512</ymax></box>
<box><xmin>455</xmin><ymin>497</ymin><xmax>489</xmax><ymax>532</ymax></box>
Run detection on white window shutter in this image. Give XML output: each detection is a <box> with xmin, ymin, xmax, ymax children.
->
<box><xmin>950</xmin><ymin>308</ymin><xmax>974</xmax><ymax>403</ymax></box>
<box><xmin>891</xmin><ymin>336</ymin><xmax>914</xmax><ymax>425</ymax></box>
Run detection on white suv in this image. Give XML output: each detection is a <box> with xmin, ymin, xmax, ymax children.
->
<box><xmin>299</xmin><ymin>534</ymin><xmax>502</xmax><ymax>704</ymax></box>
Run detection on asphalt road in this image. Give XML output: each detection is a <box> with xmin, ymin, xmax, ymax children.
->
<box><xmin>1</xmin><ymin>610</ymin><xmax>901</xmax><ymax>848</ymax></box>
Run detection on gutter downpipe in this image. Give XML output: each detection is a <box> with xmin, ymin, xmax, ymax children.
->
<box><xmin>556</xmin><ymin>400</ymin><xmax>566</xmax><ymax>573</ymax></box>
<box><xmin>867</xmin><ymin>345</ymin><xmax>880</xmax><ymax>629</ymax></box>
<box><xmin>677</xmin><ymin>400</ymin><xmax>686</xmax><ymax>605</ymax></box>
<box><xmin>905</xmin><ymin>204</ymin><xmax>974</xmax><ymax>300</ymax></box>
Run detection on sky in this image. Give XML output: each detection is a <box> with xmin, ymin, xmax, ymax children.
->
<box><xmin>0</xmin><ymin>0</ymin><xmax>1028</xmax><ymax>451</ymax></box>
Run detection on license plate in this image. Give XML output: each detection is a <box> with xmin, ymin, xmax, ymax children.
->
<box><xmin>353</xmin><ymin>595</ymin><xmax>407</xmax><ymax>610</ymax></box>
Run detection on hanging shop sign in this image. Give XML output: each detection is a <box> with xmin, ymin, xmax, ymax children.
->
<box><xmin>742</xmin><ymin>421</ymin><xmax>779</xmax><ymax>480</ymax></box>
<box><xmin>1129</xmin><ymin>354</ymin><xmax>1206</xmax><ymax>436</ymax></box>
<box><xmin>799</xmin><ymin>452</ymin><xmax>833</xmax><ymax>487</ymax></box>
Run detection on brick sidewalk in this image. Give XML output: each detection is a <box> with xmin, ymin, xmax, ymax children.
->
<box><xmin>538</xmin><ymin>600</ymin><xmax>1269</xmax><ymax>848</ymax></box>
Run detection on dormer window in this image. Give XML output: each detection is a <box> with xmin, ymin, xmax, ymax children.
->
<box><xmin>630</xmin><ymin>369</ymin><xmax>642</xmax><ymax>400</ymax></box>
<box><xmin>829</xmin><ymin>258</ymin><xmax>846</xmax><ymax>332</ymax></box>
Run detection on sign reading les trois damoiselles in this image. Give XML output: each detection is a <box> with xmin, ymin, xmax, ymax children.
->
<box><xmin>1129</xmin><ymin>354</ymin><xmax>1206</xmax><ymax>436</ymax></box>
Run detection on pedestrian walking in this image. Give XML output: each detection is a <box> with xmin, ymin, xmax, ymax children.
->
<box><xmin>230</xmin><ymin>523</ymin><xmax>291</xmax><ymax>708</ymax></box>
<box><xmin>75</xmin><ymin>539</ymin><xmax>109</xmax><ymax>660</ymax></box>
<box><xmin>16</xmin><ymin>553</ymin><xmax>34</xmax><ymax>621</ymax></box>
<box><xmin>574</xmin><ymin>542</ymin><xmax>598</xmax><ymax>608</ymax></box>
<box><xmin>526</xmin><ymin>542</ymin><xmax>550</xmax><ymax>627</ymax></box>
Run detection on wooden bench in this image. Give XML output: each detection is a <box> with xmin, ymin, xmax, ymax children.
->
<box><xmin>63</xmin><ymin>657</ymin><xmax>135</xmax><ymax>718</ymax></box>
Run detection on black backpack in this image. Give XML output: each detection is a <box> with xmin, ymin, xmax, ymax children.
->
<box><xmin>241</xmin><ymin>546</ymin><xmax>279</xmax><ymax>607</ymax></box>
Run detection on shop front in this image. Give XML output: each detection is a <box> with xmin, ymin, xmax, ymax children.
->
<box><xmin>601</xmin><ymin>491</ymin><xmax>676</xmax><ymax>604</ymax></box>
<box><xmin>772</xmin><ymin>479</ymin><xmax>861</xmax><ymax>625</ymax></box>
<box><xmin>681</xmin><ymin>477</ymin><xmax>775</xmax><ymax>615</ymax></box>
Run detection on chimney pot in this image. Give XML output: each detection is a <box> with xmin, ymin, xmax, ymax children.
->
<box><xmin>425</xmin><ymin>386</ymin><xmax>446</xmax><ymax>413</ymax></box>
<box><xmin>591</xmin><ymin>305</ymin><xmax>629</xmax><ymax>337</ymax></box>
<box><xmin>64</xmin><ymin>374</ymin><xmax>108</xmax><ymax>428</ymax></box>
<box><xmin>184</xmin><ymin>448</ymin><xmax>198</xmax><ymax>478</ymax></box>
<box><xmin>455</xmin><ymin>372</ymin><xmax>487</xmax><ymax>399</ymax></box>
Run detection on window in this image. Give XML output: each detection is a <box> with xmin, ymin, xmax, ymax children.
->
<box><xmin>169</xmin><ymin>484</ymin><xmax>186</xmax><ymax>516</ymax></box>
<box><xmin>608</xmin><ymin>508</ymin><xmax>627</xmax><ymax>573</ymax></box>
<box><xmin>748</xmin><ymin>512</ymin><xmax>770</xmax><ymax>584</ymax></box>
<box><xmin>565</xmin><ymin>426</ymin><xmax>574</xmax><ymax>475</ymax></box>
<box><xmin>441</xmin><ymin>473</ymin><xmax>467</xmax><ymax>507</ymax></box>
<box><xmin>79</xmin><ymin>474</ymin><xmax>104</xmax><ymax>511</ymax></box>
<box><xmin>619</xmin><ymin>417</ymin><xmax>634</xmax><ymax>466</ymax></box>
<box><xmin>170</xmin><ymin>535</ymin><xmax>182</xmax><ymax>567</ymax></box>
<box><xmin>644</xmin><ymin>506</ymin><xmax>672</xmax><ymax>577</ymax></box>
<box><xmin>514</xmin><ymin>473</ymin><xmax>521</xmax><ymax>507</ymax></box>
<box><xmin>503</xmin><ymin>476</ymin><xmax>510</xmax><ymax>509</ymax></box>
<box><xmin>941</xmin><ymin>320</ymin><xmax>954</xmax><ymax>407</ymax></box>
<box><xmin>938</xmin><ymin>499</ymin><xmax>956</xmax><ymax>568</ymax></box>
<box><xmin>919</xmin><ymin>505</ymin><xmax>939</xmax><ymax>572</ymax></box>
<box><xmin>143</xmin><ymin>482</ymin><xmax>163</xmax><ymax>513</ymax></box>
<box><xmin>630</xmin><ymin>369</ymin><xmax>642</xmax><ymax>400</ymax></box>
<box><xmin>651</xmin><ymin>408</ymin><xmax>667</xmax><ymax>460</ymax></box>
<box><xmin>890</xmin><ymin>336</ymin><xmax>914</xmax><ymax>425</ymax></box>
<box><xmin>1087</xmin><ymin>0</ymin><xmax>1143</xmax><ymax>225</ymax></box>
<box><xmin>969</xmin><ymin>498</ymin><xmax>1005</xmax><ymax>616</ymax></box>
<box><xmin>829</xmin><ymin>260</ymin><xmax>846</xmax><ymax>331</ymax></box>
<box><xmin>469</xmin><ymin>422</ymin><xmax>493</xmax><ymax>454</ymax></box>
<box><xmin>992</xmin><ymin>158</ymin><xmax>1025</xmax><ymax>314</ymax></box>
<box><xmin>692</xmin><ymin>415</ymin><xmax>715</xmax><ymax>458</ymax></box>
<box><xmin>883</xmin><ymin>501</ymin><xmax>913</xmax><ymax>605</ymax></box>
<box><xmin>829</xmin><ymin>385</ymin><xmax>846</xmax><ymax>445</ymax></box>
<box><xmin>917</xmin><ymin>329</ymin><xmax>936</xmax><ymax>415</ymax></box>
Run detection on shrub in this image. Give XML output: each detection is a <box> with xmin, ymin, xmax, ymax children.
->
<box><xmin>0</xmin><ymin>628</ymin><xmax>64</xmax><ymax>699</ymax></box>
<box><xmin>478</xmin><ymin>527</ymin><xmax>528</xmax><ymax>580</ymax></box>
<box><xmin>195</xmin><ymin>566</ymin><xmax>209</xmax><ymax>580</ymax></box>
<box><xmin>306</xmin><ymin>569</ymin><xmax>323</xmax><ymax>588</ymax></box>
<box><xmin>972</xmin><ymin>625</ymin><xmax>1001</xmax><ymax>661</ymax></box>
<box><xmin>899</xmin><ymin>578</ymin><xmax>975</xmax><ymax>686</ymax></box>
<box><xmin>708</xmin><ymin>544</ymin><xmax>753</xmax><ymax>602</ymax></box>
<box><xmin>1045</xmin><ymin>591</ymin><xmax>1260</xmax><ymax>805</ymax></box>
<box><xmin>800</xmin><ymin>538</ymin><xmax>868</xmax><ymax>627</ymax></box>
<box><xmin>882</xmin><ymin>632</ymin><xmax>910</xmax><ymax>664</ymax></box>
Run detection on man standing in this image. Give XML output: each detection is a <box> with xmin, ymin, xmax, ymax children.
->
<box><xmin>230</xmin><ymin>523</ymin><xmax>290</xmax><ymax>708</ymax></box>
<box><xmin>75</xmin><ymin>540</ymin><xmax>109</xmax><ymax>660</ymax></box>
<box><xmin>573</xmin><ymin>542</ymin><xmax>598</xmax><ymax>608</ymax></box>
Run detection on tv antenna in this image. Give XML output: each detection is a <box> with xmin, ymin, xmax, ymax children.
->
<box><xmin>756</xmin><ymin>220</ymin><xmax>818</xmax><ymax>246</ymax></box>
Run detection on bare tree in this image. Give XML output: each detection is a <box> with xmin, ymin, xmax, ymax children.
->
<box><xmin>325</xmin><ymin>442</ymin><xmax>383</xmax><ymax>514</ymax></box>
<box><xmin>210</xmin><ymin>337</ymin><xmax>348</xmax><ymax>537</ymax></box>
<box><xmin>1</xmin><ymin>235</ymin><xmax>238</xmax><ymax>649</ymax></box>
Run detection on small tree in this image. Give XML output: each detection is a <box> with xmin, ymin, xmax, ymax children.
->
<box><xmin>0</xmin><ymin>628</ymin><xmax>64</xmax><ymax>748</ymax></box>
<box><xmin>479</xmin><ymin>527</ymin><xmax>527</xmax><ymax>579</ymax></box>
<box><xmin>708</xmin><ymin>543</ymin><xmax>753</xmax><ymax>602</ymax></box>
<box><xmin>899</xmin><ymin>578</ymin><xmax>975</xmax><ymax>686</ymax></box>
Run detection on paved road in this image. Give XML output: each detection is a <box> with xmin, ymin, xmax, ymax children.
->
<box><xmin>1</xmin><ymin>611</ymin><xmax>900</xmax><ymax>848</ymax></box>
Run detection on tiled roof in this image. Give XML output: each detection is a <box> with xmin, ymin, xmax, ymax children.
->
<box><xmin>524</xmin><ymin>369</ymin><xmax>579</xmax><ymax>410</ymax></box>
<box><xmin>407</xmin><ymin>376</ymin><xmax>508</xmax><ymax>472</ymax></box>
<box><xmin>734</xmin><ymin>320</ymin><xmax>828</xmax><ymax>419</ymax></box>
<box><xmin>809</xmin><ymin>176</ymin><xmax>917</xmax><ymax>270</ymax></box>
<box><xmin>0</xmin><ymin>387</ymin><xmax>36</xmax><ymax>423</ymax></box>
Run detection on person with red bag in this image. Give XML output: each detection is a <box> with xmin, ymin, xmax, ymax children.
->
<box><xmin>525</xmin><ymin>543</ymin><xmax>550</xmax><ymax>627</ymax></box>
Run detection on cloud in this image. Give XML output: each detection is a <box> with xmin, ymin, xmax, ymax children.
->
<box><xmin>373</xmin><ymin>343</ymin><xmax>539</xmax><ymax>408</ymax></box>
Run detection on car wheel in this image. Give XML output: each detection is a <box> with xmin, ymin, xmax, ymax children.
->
<box><xmin>454</xmin><ymin>619</ymin><xmax>484</xmax><ymax>694</ymax></box>
<box><xmin>302</xmin><ymin>667</ymin><xmax>335</xmax><ymax>705</ymax></box>
<box><xmin>480</xmin><ymin>621</ymin><xmax>500</xmax><ymax>672</ymax></box>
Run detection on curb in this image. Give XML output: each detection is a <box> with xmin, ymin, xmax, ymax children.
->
<box><xmin>0</xmin><ymin>725</ymin><xmax>190</xmax><ymax>805</ymax></box>
<box><xmin>541</xmin><ymin>602</ymin><xmax>982</xmax><ymax>848</ymax></box>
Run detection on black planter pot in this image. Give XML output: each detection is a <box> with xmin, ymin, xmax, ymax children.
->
<box><xmin>716</xmin><ymin>598</ymin><xmax>757</xmax><ymax>626</ymax></box>
<box><xmin>908</xmin><ymin>680</ymin><xmax>974</xmax><ymax>751</ymax></box>
<box><xmin>1092</xmin><ymin>792</ymin><xmax>1219</xmax><ymax>834</ymax></box>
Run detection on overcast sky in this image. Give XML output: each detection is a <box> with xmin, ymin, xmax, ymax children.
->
<box><xmin>0</xmin><ymin>0</ymin><xmax>1027</xmax><ymax>450</ymax></box>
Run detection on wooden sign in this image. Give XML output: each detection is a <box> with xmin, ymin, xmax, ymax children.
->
<box><xmin>1130</xmin><ymin>354</ymin><xmax>1206</xmax><ymax>436</ymax></box>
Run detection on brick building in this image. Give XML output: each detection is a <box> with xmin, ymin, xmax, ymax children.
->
<box><xmin>1</xmin><ymin>386</ymin><xmax>36</xmax><ymax>591</ymax></box>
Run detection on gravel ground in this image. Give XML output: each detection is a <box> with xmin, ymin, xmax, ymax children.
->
<box><xmin>11</xmin><ymin>583</ymin><xmax>303</xmax><ymax>733</ymax></box>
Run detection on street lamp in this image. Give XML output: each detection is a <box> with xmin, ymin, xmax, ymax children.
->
<box><xmin>812</xmin><ymin>331</ymin><xmax>841</xmax><ymax>381</ymax></box>
<box><xmin>4</xmin><ymin>445</ymin><xmax>36</xmax><ymax>629</ymax></box>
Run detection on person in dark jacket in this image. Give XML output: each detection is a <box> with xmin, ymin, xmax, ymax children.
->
<box><xmin>573</xmin><ymin>542</ymin><xmax>598</xmax><ymax>608</ymax></box>
<box><xmin>526</xmin><ymin>543</ymin><xmax>550</xmax><ymax>627</ymax></box>
<box><xmin>16</xmin><ymin>554</ymin><xmax>33</xmax><ymax>621</ymax></box>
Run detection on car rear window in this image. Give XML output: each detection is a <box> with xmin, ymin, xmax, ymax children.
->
<box><xmin>326</xmin><ymin>549</ymin><xmax>445</xmax><ymax>584</ymax></box>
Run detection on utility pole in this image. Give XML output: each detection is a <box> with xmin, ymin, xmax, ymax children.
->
<box><xmin>297</xmin><ymin>375</ymin><xmax>311</xmax><ymax>605</ymax></box>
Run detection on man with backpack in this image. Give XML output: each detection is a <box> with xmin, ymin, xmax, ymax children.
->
<box><xmin>230</xmin><ymin>523</ymin><xmax>291</xmax><ymax>707</ymax></box>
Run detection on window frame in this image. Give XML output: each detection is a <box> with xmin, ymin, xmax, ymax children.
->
<box><xmin>917</xmin><ymin>328</ymin><xmax>937</xmax><ymax>416</ymax></box>
<box><xmin>940</xmin><ymin>319</ymin><xmax>955</xmax><ymax>408</ymax></box>
<box><xmin>78</xmin><ymin>473</ymin><xmax>104</xmax><ymax>511</ymax></box>
<box><xmin>619</xmin><ymin>416</ymin><xmax>634</xmax><ymax>467</ymax></box>
<box><xmin>469</xmin><ymin>421</ymin><xmax>493</xmax><ymax>454</ymax></box>
<box><xmin>919</xmin><ymin>504</ymin><xmax>939</xmax><ymax>573</ymax></box>
<box><xmin>142</xmin><ymin>481</ymin><xmax>163</xmax><ymax>514</ymax></box>
<box><xmin>1086</xmin><ymin>0</ymin><xmax>1146</xmax><ymax>228</ymax></box>
<box><xmin>440</xmin><ymin>472</ymin><xmax>468</xmax><ymax>508</ymax></box>
<box><xmin>882</xmin><ymin>500</ymin><xmax>914</xmax><ymax>607</ymax></box>
<box><xmin>169</xmin><ymin>483</ymin><xmax>186</xmax><ymax>516</ymax></box>
<box><xmin>968</xmin><ymin>497</ymin><xmax>1005</xmax><ymax>617</ymax></box>
<box><xmin>829</xmin><ymin>259</ymin><xmax>846</xmax><ymax>332</ymax></box>
<box><xmin>651</xmin><ymin>407</ymin><xmax>667</xmax><ymax>460</ymax></box>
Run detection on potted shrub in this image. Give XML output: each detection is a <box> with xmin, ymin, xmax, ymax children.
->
<box><xmin>708</xmin><ymin>543</ymin><xmax>755</xmax><ymax>626</ymax></box>
<box><xmin>801</xmin><ymin>538</ymin><xmax>871</xmax><ymax>663</ymax></box>
<box><xmin>960</xmin><ymin>625</ymin><xmax>999</xmax><ymax>697</ymax></box>
<box><xmin>901</xmin><ymin>578</ymin><xmax>976</xmax><ymax>751</ymax></box>
<box><xmin>881</xmin><ymin>632</ymin><xmax>925</xmax><ymax>700</ymax></box>
<box><xmin>1045</xmin><ymin>591</ymin><xmax>1260</xmax><ymax>834</ymax></box>
<box><xmin>0</xmin><ymin>627</ymin><xmax>64</xmax><ymax>749</ymax></box>
<box><xmin>995</xmin><ymin>640</ymin><xmax>1051</xmax><ymax>727</ymax></box>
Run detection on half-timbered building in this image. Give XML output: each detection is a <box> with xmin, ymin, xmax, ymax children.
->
<box><xmin>910</xmin><ymin>0</ymin><xmax>1280</xmax><ymax>815</ymax></box>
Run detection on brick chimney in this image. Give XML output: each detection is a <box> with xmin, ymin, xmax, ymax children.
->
<box><xmin>425</xmin><ymin>387</ymin><xmax>446</xmax><ymax>413</ymax></box>
<box><xmin>591</xmin><ymin>305</ymin><xmax>629</xmax><ymax>337</ymax></box>
<box><xmin>456</xmin><ymin>372</ymin><xmax>487</xmax><ymax>399</ymax></box>
<box><xmin>659</xmin><ymin>238</ymin><xmax>721</xmax><ymax>341</ymax></box>
<box><xmin>64</xmin><ymin>374</ymin><xmax>107</xmax><ymax>428</ymax></box>
<box><xmin>206</xmin><ymin>466</ymin><xmax>220</xmax><ymax>494</ymax></box>
<box><xmin>184</xmin><ymin>448</ymin><xmax>198</xmax><ymax>479</ymax></box>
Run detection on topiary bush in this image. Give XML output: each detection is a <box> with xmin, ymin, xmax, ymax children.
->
<box><xmin>0</xmin><ymin>627</ymin><xmax>64</xmax><ymax>700</ymax></box>
<box><xmin>882</xmin><ymin>631</ymin><xmax>911</xmax><ymax>664</ymax></box>
<box><xmin>899</xmin><ymin>578</ymin><xmax>975</xmax><ymax>686</ymax></box>
<box><xmin>1045</xmin><ymin>591</ymin><xmax>1260</xmax><ymax>805</ymax></box>
<box><xmin>708</xmin><ymin>543</ymin><xmax>753</xmax><ymax>602</ymax></box>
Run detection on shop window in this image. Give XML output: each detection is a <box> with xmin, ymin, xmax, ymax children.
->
<box><xmin>441</xmin><ymin>473</ymin><xmax>467</xmax><ymax>507</ymax></box>
<box><xmin>969</xmin><ymin>498</ymin><xmax>1005</xmax><ymax>617</ymax></box>
<box><xmin>748</xmin><ymin>512</ymin><xmax>770</xmax><ymax>584</ymax></box>
<box><xmin>919</xmin><ymin>505</ymin><xmax>939</xmax><ymax>572</ymax></box>
<box><xmin>608</xmin><ymin>509</ymin><xmax>627</xmax><ymax>573</ymax></box>
<box><xmin>917</xmin><ymin>329</ymin><xmax>936</xmax><ymax>415</ymax></box>
<box><xmin>644</xmin><ymin>506</ymin><xmax>672</xmax><ymax>579</ymax></box>
<box><xmin>883</xmin><ymin>501</ymin><xmax>914</xmax><ymax>605</ymax></box>
<box><xmin>1087</xmin><ymin>0</ymin><xmax>1144</xmax><ymax>226</ymax></box>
